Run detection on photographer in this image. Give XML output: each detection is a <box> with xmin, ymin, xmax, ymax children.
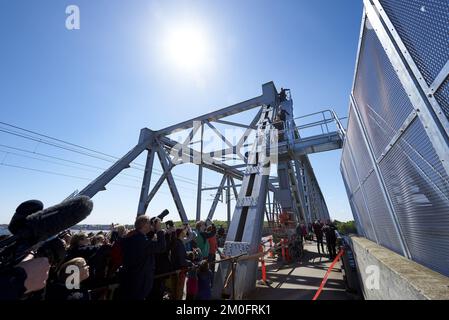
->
<box><xmin>118</xmin><ymin>215</ymin><xmax>166</xmax><ymax>300</ymax></box>
<box><xmin>148</xmin><ymin>220</ymin><xmax>175</xmax><ymax>300</ymax></box>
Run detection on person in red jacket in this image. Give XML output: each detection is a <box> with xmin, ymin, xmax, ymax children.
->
<box><xmin>108</xmin><ymin>225</ymin><xmax>128</xmax><ymax>276</ymax></box>
<box><xmin>279</xmin><ymin>210</ymin><xmax>290</xmax><ymax>227</ymax></box>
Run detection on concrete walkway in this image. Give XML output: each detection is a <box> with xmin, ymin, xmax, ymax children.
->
<box><xmin>247</xmin><ymin>241</ymin><xmax>356</xmax><ymax>300</ymax></box>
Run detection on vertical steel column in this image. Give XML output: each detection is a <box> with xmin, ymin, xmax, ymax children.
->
<box><xmin>196</xmin><ymin>122</ymin><xmax>204</xmax><ymax>222</ymax></box>
<box><xmin>207</xmin><ymin>175</ymin><xmax>227</xmax><ymax>221</ymax></box>
<box><xmin>196</xmin><ymin>165</ymin><xmax>203</xmax><ymax>222</ymax></box>
<box><xmin>137</xmin><ymin>148</ymin><xmax>155</xmax><ymax>216</ymax></box>
<box><xmin>156</xmin><ymin>145</ymin><xmax>189</xmax><ymax>223</ymax></box>
<box><xmin>213</xmin><ymin>101</ymin><xmax>277</xmax><ymax>299</ymax></box>
<box><xmin>226</xmin><ymin>176</ymin><xmax>231</xmax><ymax>227</ymax></box>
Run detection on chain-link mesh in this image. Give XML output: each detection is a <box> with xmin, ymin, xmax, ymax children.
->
<box><xmin>354</xmin><ymin>22</ymin><xmax>415</xmax><ymax>159</ymax></box>
<box><xmin>342</xmin><ymin>3</ymin><xmax>449</xmax><ymax>277</ymax></box>
<box><xmin>341</xmin><ymin>142</ymin><xmax>359</xmax><ymax>193</ymax></box>
<box><xmin>379</xmin><ymin>0</ymin><xmax>449</xmax><ymax>87</ymax></box>
<box><xmin>346</xmin><ymin>106</ymin><xmax>373</xmax><ymax>182</ymax></box>
<box><xmin>341</xmin><ymin>163</ymin><xmax>364</xmax><ymax>236</ymax></box>
<box><xmin>362</xmin><ymin>170</ymin><xmax>403</xmax><ymax>255</ymax></box>
<box><xmin>352</xmin><ymin>188</ymin><xmax>377</xmax><ymax>242</ymax></box>
<box><xmin>379</xmin><ymin>119</ymin><xmax>449</xmax><ymax>276</ymax></box>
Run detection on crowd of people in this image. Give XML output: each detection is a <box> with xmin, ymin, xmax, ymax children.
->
<box><xmin>309</xmin><ymin>219</ymin><xmax>338</xmax><ymax>259</ymax></box>
<box><xmin>291</xmin><ymin>219</ymin><xmax>338</xmax><ymax>260</ymax></box>
<box><xmin>1</xmin><ymin>197</ymin><xmax>340</xmax><ymax>301</ymax></box>
<box><xmin>0</xmin><ymin>214</ymin><xmax>228</xmax><ymax>301</ymax></box>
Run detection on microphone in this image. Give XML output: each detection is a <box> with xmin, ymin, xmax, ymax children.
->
<box><xmin>15</xmin><ymin>196</ymin><xmax>93</xmax><ymax>245</ymax></box>
<box><xmin>1</xmin><ymin>196</ymin><xmax>93</xmax><ymax>270</ymax></box>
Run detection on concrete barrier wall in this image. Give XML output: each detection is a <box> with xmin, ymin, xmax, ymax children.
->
<box><xmin>350</xmin><ymin>236</ymin><xmax>449</xmax><ymax>300</ymax></box>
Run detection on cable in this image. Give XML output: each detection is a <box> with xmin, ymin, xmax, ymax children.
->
<box><xmin>0</xmin><ymin>126</ymin><xmax>209</xmax><ymax>185</ymax></box>
<box><xmin>0</xmin><ymin>145</ymin><xmax>202</xmax><ymax>190</ymax></box>
<box><xmin>0</xmin><ymin>162</ymin><xmax>191</xmax><ymax>197</ymax></box>
<box><xmin>0</xmin><ymin>142</ymin><xmax>206</xmax><ymax>188</ymax></box>
<box><xmin>0</xmin><ymin>120</ymin><xmax>123</xmax><ymax>161</ymax></box>
<box><xmin>0</xmin><ymin>121</ymin><xmax>218</xmax><ymax>187</ymax></box>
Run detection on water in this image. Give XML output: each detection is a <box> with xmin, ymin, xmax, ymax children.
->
<box><xmin>0</xmin><ymin>226</ymin><xmax>109</xmax><ymax>237</ymax></box>
<box><xmin>0</xmin><ymin>226</ymin><xmax>10</xmax><ymax>236</ymax></box>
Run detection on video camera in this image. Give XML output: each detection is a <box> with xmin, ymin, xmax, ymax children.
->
<box><xmin>0</xmin><ymin>196</ymin><xmax>93</xmax><ymax>271</ymax></box>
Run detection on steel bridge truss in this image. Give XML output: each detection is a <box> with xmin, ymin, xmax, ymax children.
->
<box><xmin>76</xmin><ymin>82</ymin><xmax>345</xmax><ymax>298</ymax></box>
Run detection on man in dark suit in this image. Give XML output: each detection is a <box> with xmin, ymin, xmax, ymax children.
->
<box><xmin>119</xmin><ymin>215</ymin><xmax>165</xmax><ymax>300</ymax></box>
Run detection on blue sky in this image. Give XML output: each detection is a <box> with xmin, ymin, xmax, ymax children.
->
<box><xmin>0</xmin><ymin>0</ymin><xmax>363</xmax><ymax>224</ymax></box>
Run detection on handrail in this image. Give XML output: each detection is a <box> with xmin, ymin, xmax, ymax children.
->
<box><xmin>272</xmin><ymin>109</ymin><xmax>346</xmax><ymax>150</ymax></box>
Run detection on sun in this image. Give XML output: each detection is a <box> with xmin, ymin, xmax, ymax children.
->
<box><xmin>163</xmin><ymin>24</ymin><xmax>210</xmax><ymax>72</ymax></box>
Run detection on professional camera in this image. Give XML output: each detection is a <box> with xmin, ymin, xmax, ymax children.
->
<box><xmin>157</xmin><ymin>209</ymin><xmax>169</xmax><ymax>221</ymax></box>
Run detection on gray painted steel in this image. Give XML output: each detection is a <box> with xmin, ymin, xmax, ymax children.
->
<box><xmin>342</xmin><ymin>0</ymin><xmax>449</xmax><ymax>277</ymax></box>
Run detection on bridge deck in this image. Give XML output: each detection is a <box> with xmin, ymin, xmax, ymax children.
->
<box><xmin>247</xmin><ymin>241</ymin><xmax>356</xmax><ymax>300</ymax></box>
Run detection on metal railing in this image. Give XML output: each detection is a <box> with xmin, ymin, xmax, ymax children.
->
<box><xmin>273</xmin><ymin>109</ymin><xmax>347</xmax><ymax>147</ymax></box>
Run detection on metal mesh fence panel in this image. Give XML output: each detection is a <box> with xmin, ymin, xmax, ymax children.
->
<box><xmin>362</xmin><ymin>170</ymin><xmax>403</xmax><ymax>254</ymax></box>
<box><xmin>341</xmin><ymin>142</ymin><xmax>359</xmax><ymax>193</ymax></box>
<box><xmin>354</xmin><ymin>20</ymin><xmax>415</xmax><ymax>159</ymax></box>
<box><xmin>379</xmin><ymin>0</ymin><xmax>449</xmax><ymax>88</ymax></box>
<box><xmin>352</xmin><ymin>188</ymin><xmax>377</xmax><ymax>242</ymax></box>
<box><xmin>347</xmin><ymin>106</ymin><xmax>373</xmax><ymax>182</ymax></box>
<box><xmin>379</xmin><ymin>119</ymin><xmax>449</xmax><ymax>276</ymax></box>
<box><xmin>341</xmin><ymin>163</ymin><xmax>364</xmax><ymax>236</ymax></box>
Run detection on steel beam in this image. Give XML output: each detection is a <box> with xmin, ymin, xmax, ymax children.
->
<box><xmin>160</xmin><ymin>136</ymin><xmax>244</xmax><ymax>181</ymax></box>
<box><xmin>206</xmin><ymin>121</ymin><xmax>234</xmax><ymax>149</ymax></box>
<box><xmin>156</xmin><ymin>145</ymin><xmax>189</xmax><ymax>223</ymax></box>
<box><xmin>214</xmin><ymin>119</ymin><xmax>256</xmax><ymax>129</ymax></box>
<box><xmin>156</xmin><ymin>82</ymin><xmax>277</xmax><ymax>136</ymax></box>
<box><xmin>143</xmin><ymin>161</ymin><xmax>175</xmax><ymax>210</ymax></box>
<box><xmin>137</xmin><ymin>148</ymin><xmax>156</xmax><ymax>215</ymax></box>
<box><xmin>79</xmin><ymin>129</ymin><xmax>153</xmax><ymax>198</ymax></box>
<box><xmin>196</xmin><ymin>165</ymin><xmax>203</xmax><ymax>222</ymax></box>
<box><xmin>207</xmin><ymin>174</ymin><xmax>228</xmax><ymax>221</ymax></box>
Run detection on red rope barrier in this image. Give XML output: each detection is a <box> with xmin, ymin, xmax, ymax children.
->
<box><xmin>312</xmin><ymin>248</ymin><xmax>345</xmax><ymax>301</ymax></box>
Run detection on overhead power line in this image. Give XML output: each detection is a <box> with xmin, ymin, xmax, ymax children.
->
<box><xmin>0</xmin><ymin>121</ymin><xmax>216</xmax><ymax>187</ymax></box>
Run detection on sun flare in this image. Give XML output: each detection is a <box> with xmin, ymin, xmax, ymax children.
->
<box><xmin>163</xmin><ymin>24</ymin><xmax>210</xmax><ymax>72</ymax></box>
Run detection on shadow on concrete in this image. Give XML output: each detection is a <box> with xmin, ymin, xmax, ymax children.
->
<box><xmin>247</xmin><ymin>242</ymin><xmax>354</xmax><ymax>300</ymax></box>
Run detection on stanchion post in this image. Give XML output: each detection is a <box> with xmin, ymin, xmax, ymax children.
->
<box><xmin>281</xmin><ymin>238</ymin><xmax>285</xmax><ymax>262</ymax></box>
<box><xmin>231</xmin><ymin>259</ymin><xmax>236</xmax><ymax>300</ymax></box>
